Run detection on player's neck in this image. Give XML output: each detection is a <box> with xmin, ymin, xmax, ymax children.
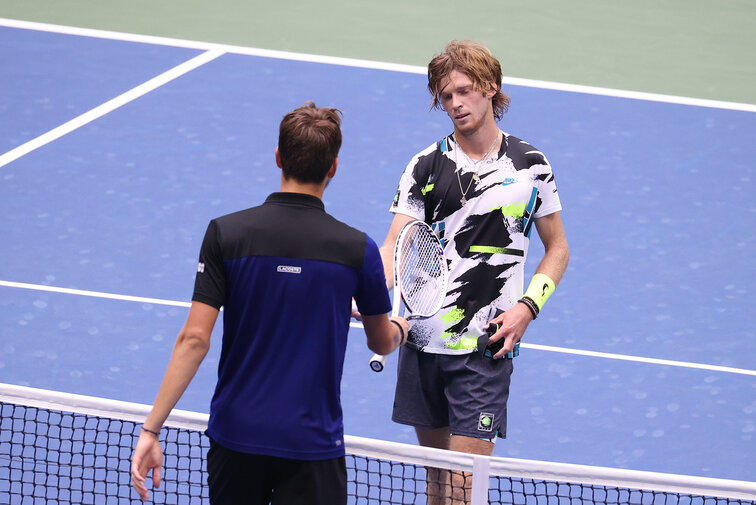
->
<box><xmin>453</xmin><ymin>116</ymin><xmax>501</xmax><ymax>160</ymax></box>
<box><xmin>279</xmin><ymin>176</ymin><xmax>329</xmax><ymax>200</ymax></box>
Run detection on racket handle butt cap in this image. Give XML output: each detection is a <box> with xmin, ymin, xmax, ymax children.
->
<box><xmin>369</xmin><ymin>355</ymin><xmax>386</xmax><ymax>372</ymax></box>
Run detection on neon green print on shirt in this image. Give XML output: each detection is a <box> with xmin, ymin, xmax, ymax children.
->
<box><xmin>444</xmin><ymin>335</ymin><xmax>479</xmax><ymax>350</ymax></box>
<box><xmin>440</xmin><ymin>307</ymin><xmax>464</xmax><ymax>331</ymax></box>
<box><xmin>421</xmin><ymin>183</ymin><xmax>435</xmax><ymax>195</ymax></box>
<box><xmin>469</xmin><ymin>245</ymin><xmax>508</xmax><ymax>254</ymax></box>
<box><xmin>439</xmin><ymin>307</ymin><xmax>478</xmax><ymax>350</ymax></box>
<box><xmin>490</xmin><ymin>202</ymin><xmax>526</xmax><ymax>218</ymax></box>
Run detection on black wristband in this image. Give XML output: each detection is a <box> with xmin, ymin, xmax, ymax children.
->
<box><xmin>522</xmin><ymin>296</ymin><xmax>541</xmax><ymax>316</ymax></box>
<box><xmin>142</xmin><ymin>425</ymin><xmax>160</xmax><ymax>437</ymax></box>
<box><xmin>518</xmin><ymin>297</ymin><xmax>539</xmax><ymax>320</ymax></box>
<box><xmin>390</xmin><ymin>320</ymin><xmax>406</xmax><ymax>345</ymax></box>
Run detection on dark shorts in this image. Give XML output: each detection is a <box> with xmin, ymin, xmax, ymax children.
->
<box><xmin>392</xmin><ymin>345</ymin><xmax>514</xmax><ymax>439</ymax></box>
<box><xmin>206</xmin><ymin>438</ymin><xmax>347</xmax><ymax>505</ymax></box>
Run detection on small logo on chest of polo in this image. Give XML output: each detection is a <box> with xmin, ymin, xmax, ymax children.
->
<box><xmin>277</xmin><ymin>265</ymin><xmax>302</xmax><ymax>274</ymax></box>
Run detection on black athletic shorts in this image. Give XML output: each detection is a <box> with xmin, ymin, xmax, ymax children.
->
<box><xmin>392</xmin><ymin>345</ymin><xmax>514</xmax><ymax>439</ymax></box>
<box><xmin>206</xmin><ymin>438</ymin><xmax>347</xmax><ymax>505</ymax></box>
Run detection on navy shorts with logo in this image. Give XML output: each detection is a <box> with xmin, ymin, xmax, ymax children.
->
<box><xmin>391</xmin><ymin>345</ymin><xmax>514</xmax><ymax>439</ymax></box>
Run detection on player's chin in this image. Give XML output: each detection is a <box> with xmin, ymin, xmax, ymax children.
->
<box><xmin>453</xmin><ymin>119</ymin><xmax>476</xmax><ymax>134</ymax></box>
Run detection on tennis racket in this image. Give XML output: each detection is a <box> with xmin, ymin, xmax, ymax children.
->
<box><xmin>369</xmin><ymin>220</ymin><xmax>448</xmax><ymax>372</ymax></box>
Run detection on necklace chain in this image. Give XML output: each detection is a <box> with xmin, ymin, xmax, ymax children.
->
<box><xmin>454</xmin><ymin>131</ymin><xmax>501</xmax><ymax>206</ymax></box>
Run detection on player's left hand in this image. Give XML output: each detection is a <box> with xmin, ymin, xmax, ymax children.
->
<box><xmin>485</xmin><ymin>303</ymin><xmax>532</xmax><ymax>359</ymax></box>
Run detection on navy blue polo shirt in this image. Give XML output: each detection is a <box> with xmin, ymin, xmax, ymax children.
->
<box><xmin>193</xmin><ymin>192</ymin><xmax>391</xmax><ymax>460</ymax></box>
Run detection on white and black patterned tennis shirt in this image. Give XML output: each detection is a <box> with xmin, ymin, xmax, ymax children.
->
<box><xmin>390</xmin><ymin>132</ymin><xmax>562</xmax><ymax>354</ymax></box>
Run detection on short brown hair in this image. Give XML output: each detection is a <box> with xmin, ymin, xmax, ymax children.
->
<box><xmin>427</xmin><ymin>40</ymin><xmax>510</xmax><ymax>120</ymax></box>
<box><xmin>278</xmin><ymin>102</ymin><xmax>343</xmax><ymax>184</ymax></box>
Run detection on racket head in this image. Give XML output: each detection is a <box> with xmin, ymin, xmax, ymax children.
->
<box><xmin>393</xmin><ymin>220</ymin><xmax>448</xmax><ymax>318</ymax></box>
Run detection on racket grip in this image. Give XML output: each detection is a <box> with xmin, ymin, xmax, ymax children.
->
<box><xmin>369</xmin><ymin>354</ymin><xmax>386</xmax><ymax>372</ymax></box>
<box><xmin>482</xmin><ymin>320</ymin><xmax>520</xmax><ymax>359</ymax></box>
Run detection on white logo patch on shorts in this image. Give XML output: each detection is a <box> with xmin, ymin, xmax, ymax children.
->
<box><xmin>478</xmin><ymin>412</ymin><xmax>495</xmax><ymax>432</ymax></box>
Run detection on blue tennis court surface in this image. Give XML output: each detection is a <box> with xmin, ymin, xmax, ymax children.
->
<box><xmin>1</xmin><ymin>24</ymin><xmax>755</xmax><ymax>482</ymax></box>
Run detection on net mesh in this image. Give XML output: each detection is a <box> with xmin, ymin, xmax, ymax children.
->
<box><xmin>489</xmin><ymin>478</ymin><xmax>752</xmax><ymax>505</ymax></box>
<box><xmin>1</xmin><ymin>386</ymin><xmax>755</xmax><ymax>505</ymax></box>
<box><xmin>0</xmin><ymin>401</ymin><xmax>206</xmax><ymax>504</ymax></box>
<box><xmin>396</xmin><ymin>222</ymin><xmax>447</xmax><ymax>317</ymax></box>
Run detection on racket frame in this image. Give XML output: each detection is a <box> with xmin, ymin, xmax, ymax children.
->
<box><xmin>370</xmin><ymin>220</ymin><xmax>447</xmax><ymax>372</ymax></box>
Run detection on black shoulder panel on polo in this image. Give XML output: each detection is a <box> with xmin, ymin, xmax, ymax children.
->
<box><xmin>213</xmin><ymin>192</ymin><xmax>366</xmax><ymax>269</ymax></box>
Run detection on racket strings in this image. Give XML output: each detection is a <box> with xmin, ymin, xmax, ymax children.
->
<box><xmin>398</xmin><ymin>226</ymin><xmax>446</xmax><ymax>316</ymax></box>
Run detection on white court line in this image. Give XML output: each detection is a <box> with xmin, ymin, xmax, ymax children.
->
<box><xmin>522</xmin><ymin>343</ymin><xmax>756</xmax><ymax>377</ymax></box>
<box><xmin>0</xmin><ymin>47</ymin><xmax>225</xmax><ymax>168</ymax></box>
<box><xmin>1</xmin><ymin>17</ymin><xmax>755</xmax><ymax>113</ymax></box>
<box><xmin>1</xmin><ymin>18</ymin><xmax>754</xmax><ymax>374</ymax></box>
<box><xmin>2</xmin><ymin>279</ymin><xmax>755</xmax><ymax>377</ymax></box>
<box><xmin>0</xmin><ymin>280</ymin><xmax>191</xmax><ymax>308</ymax></box>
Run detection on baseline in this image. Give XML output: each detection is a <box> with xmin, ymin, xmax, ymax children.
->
<box><xmin>1</xmin><ymin>17</ymin><xmax>754</xmax><ymax>113</ymax></box>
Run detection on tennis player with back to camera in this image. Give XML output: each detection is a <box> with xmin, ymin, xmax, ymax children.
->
<box><xmin>131</xmin><ymin>102</ymin><xmax>409</xmax><ymax>505</ymax></box>
<box><xmin>375</xmin><ymin>41</ymin><xmax>570</xmax><ymax>504</ymax></box>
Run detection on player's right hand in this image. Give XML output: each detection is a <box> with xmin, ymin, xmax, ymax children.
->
<box><xmin>131</xmin><ymin>432</ymin><xmax>163</xmax><ymax>502</ymax></box>
<box><xmin>390</xmin><ymin>316</ymin><xmax>410</xmax><ymax>345</ymax></box>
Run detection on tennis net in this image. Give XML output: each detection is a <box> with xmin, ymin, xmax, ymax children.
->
<box><xmin>2</xmin><ymin>382</ymin><xmax>755</xmax><ymax>504</ymax></box>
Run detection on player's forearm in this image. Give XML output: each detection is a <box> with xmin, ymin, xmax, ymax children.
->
<box><xmin>518</xmin><ymin>212</ymin><xmax>569</xmax><ymax>322</ymax></box>
<box><xmin>532</xmin><ymin>212</ymin><xmax>569</xmax><ymax>285</ymax></box>
<box><xmin>534</xmin><ymin>238</ymin><xmax>569</xmax><ymax>286</ymax></box>
<box><xmin>379</xmin><ymin>243</ymin><xmax>395</xmax><ymax>290</ymax></box>
<box><xmin>362</xmin><ymin>314</ymin><xmax>407</xmax><ymax>355</ymax></box>
<box><xmin>380</xmin><ymin>213</ymin><xmax>416</xmax><ymax>290</ymax></box>
<box><xmin>144</xmin><ymin>329</ymin><xmax>210</xmax><ymax>431</ymax></box>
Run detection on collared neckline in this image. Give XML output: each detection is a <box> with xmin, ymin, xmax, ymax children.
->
<box><xmin>264</xmin><ymin>192</ymin><xmax>325</xmax><ymax>211</ymax></box>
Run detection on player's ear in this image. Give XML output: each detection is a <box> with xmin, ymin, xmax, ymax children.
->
<box><xmin>275</xmin><ymin>147</ymin><xmax>283</xmax><ymax>169</ymax></box>
<box><xmin>327</xmin><ymin>157</ymin><xmax>338</xmax><ymax>179</ymax></box>
<box><xmin>485</xmin><ymin>82</ymin><xmax>497</xmax><ymax>99</ymax></box>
